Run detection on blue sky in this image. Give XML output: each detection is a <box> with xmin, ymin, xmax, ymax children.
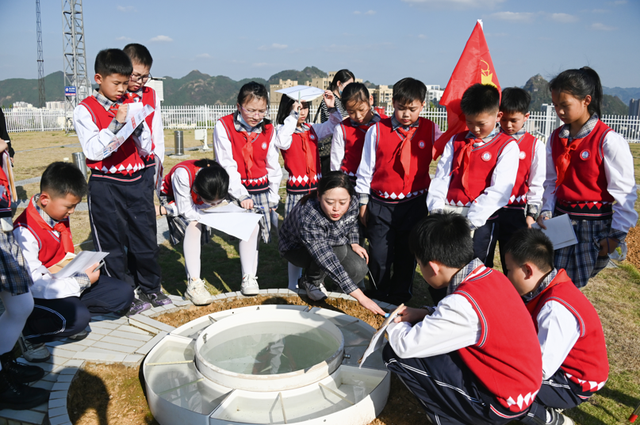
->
<box><xmin>1</xmin><ymin>0</ymin><xmax>638</xmax><ymax>89</ymax></box>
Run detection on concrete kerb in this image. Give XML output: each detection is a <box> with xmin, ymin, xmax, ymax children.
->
<box><xmin>0</xmin><ymin>290</ymin><xmax>390</xmax><ymax>425</ymax></box>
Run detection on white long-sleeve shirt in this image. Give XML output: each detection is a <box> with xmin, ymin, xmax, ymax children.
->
<box><xmin>13</xmin><ymin>226</ymin><xmax>89</xmax><ymax>300</ymax></box>
<box><xmin>427</xmin><ymin>132</ymin><xmax>519</xmax><ymax>229</ymax></box>
<box><xmin>274</xmin><ymin>109</ymin><xmax>342</xmax><ymax>151</ymax></box>
<box><xmin>169</xmin><ymin>167</ymin><xmax>209</xmax><ymax>222</ymax></box>
<box><xmin>213</xmin><ymin>117</ymin><xmax>282</xmax><ymax>205</ymax></box>
<box><xmin>149</xmin><ymin>90</ymin><xmax>164</xmax><ymax>163</ymax></box>
<box><xmin>516</xmin><ymin>133</ymin><xmax>546</xmax><ymax>211</ymax></box>
<box><xmin>536</xmin><ymin>301</ymin><xmax>581</xmax><ymax>380</ymax></box>
<box><xmin>541</xmin><ymin>130</ymin><xmax>638</xmax><ymax>234</ymax></box>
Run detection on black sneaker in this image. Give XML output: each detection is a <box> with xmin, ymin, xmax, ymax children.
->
<box><xmin>0</xmin><ymin>368</ymin><xmax>49</xmax><ymax>410</ymax></box>
<box><xmin>68</xmin><ymin>329</ymin><xmax>89</xmax><ymax>341</ymax></box>
<box><xmin>125</xmin><ymin>297</ymin><xmax>152</xmax><ymax>317</ymax></box>
<box><xmin>138</xmin><ymin>289</ymin><xmax>173</xmax><ymax>307</ymax></box>
<box><xmin>0</xmin><ymin>352</ymin><xmax>44</xmax><ymax>384</ymax></box>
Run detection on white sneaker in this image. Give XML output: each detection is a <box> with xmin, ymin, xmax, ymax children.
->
<box><xmin>18</xmin><ymin>335</ymin><xmax>51</xmax><ymax>363</ymax></box>
<box><xmin>299</xmin><ymin>277</ymin><xmax>329</xmax><ymax>301</ymax></box>
<box><xmin>241</xmin><ymin>274</ymin><xmax>259</xmax><ymax>296</ymax></box>
<box><xmin>185</xmin><ymin>278</ymin><xmax>213</xmax><ymax>306</ymax></box>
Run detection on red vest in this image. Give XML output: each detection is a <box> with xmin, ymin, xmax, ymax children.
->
<box><xmin>161</xmin><ymin>160</ymin><xmax>203</xmax><ymax>205</ymax></box>
<box><xmin>446</xmin><ymin>131</ymin><xmax>515</xmax><ymax>206</ymax></box>
<box><xmin>0</xmin><ymin>154</ymin><xmax>12</xmax><ymax>218</ymax></box>
<box><xmin>529</xmin><ymin>270</ymin><xmax>609</xmax><ymax>393</ymax></box>
<box><xmin>508</xmin><ymin>132</ymin><xmax>537</xmax><ymax>206</ymax></box>
<box><xmin>280</xmin><ymin>124</ymin><xmax>321</xmax><ymax>194</ymax></box>
<box><xmin>218</xmin><ymin>114</ymin><xmax>274</xmax><ymax>193</ymax></box>
<box><xmin>550</xmin><ymin>120</ymin><xmax>614</xmax><ymax>217</ymax></box>
<box><xmin>455</xmin><ymin>265</ymin><xmax>542</xmax><ymax>413</ymax></box>
<box><xmin>339</xmin><ymin>118</ymin><xmax>377</xmax><ymax>177</ymax></box>
<box><xmin>78</xmin><ymin>96</ymin><xmax>146</xmax><ymax>176</ymax></box>
<box><xmin>369</xmin><ymin>117</ymin><xmax>436</xmax><ymax>202</ymax></box>
<box><xmin>122</xmin><ymin>87</ymin><xmax>156</xmax><ymax>166</ymax></box>
<box><xmin>13</xmin><ymin>201</ymin><xmax>73</xmax><ymax>269</ymax></box>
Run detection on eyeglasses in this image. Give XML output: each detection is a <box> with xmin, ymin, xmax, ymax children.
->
<box><xmin>241</xmin><ymin>106</ymin><xmax>268</xmax><ymax>118</ymax></box>
<box><xmin>130</xmin><ymin>73</ymin><xmax>152</xmax><ymax>83</ymax></box>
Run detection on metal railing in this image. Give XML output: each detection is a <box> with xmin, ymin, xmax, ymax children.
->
<box><xmin>4</xmin><ymin>105</ymin><xmax>640</xmax><ymax>143</ymax></box>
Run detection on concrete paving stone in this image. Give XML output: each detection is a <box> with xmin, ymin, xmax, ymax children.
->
<box><xmin>49</xmin><ymin>414</ymin><xmax>71</xmax><ymax>425</ymax></box>
<box><xmin>32</xmin><ymin>379</ymin><xmax>54</xmax><ymax>391</ymax></box>
<box><xmin>140</xmin><ymin>309</ymin><xmax>155</xmax><ymax>316</ymax></box>
<box><xmin>46</xmin><ymin>342</ymin><xmax>86</xmax><ymax>353</ymax></box>
<box><xmin>31</xmin><ymin>402</ymin><xmax>47</xmax><ymax>413</ymax></box>
<box><xmin>18</xmin><ymin>360</ymin><xmax>54</xmax><ymax>373</ymax></box>
<box><xmin>48</xmin><ymin>406</ymin><xmax>67</xmax><ymax>418</ymax></box>
<box><xmin>0</xmin><ymin>409</ymin><xmax>45</xmax><ymax>424</ymax></box>
<box><xmin>59</xmin><ymin>366</ymin><xmax>80</xmax><ymax>375</ymax></box>
<box><xmin>73</xmin><ymin>350</ymin><xmax>127</xmax><ymax>363</ymax></box>
<box><xmin>61</xmin><ymin>359</ymin><xmax>85</xmax><ymax>368</ymax></box>
<box><xmin>87</xmin><ymin>321</ymin><xmax>120</xmax><ymax>330</ymax></box>
<box><xmin>86</xmin><ymin>326</ymin><xmax>111</xmax><ymax>336</ymax></box>
<box><xmin>258</xmin><ymin>289</ymin><xmax>269</xmax><ymax>295</ymax></box>
<box><xmin>49</xmin><ymin>390</ymin><xmax>68</xmax><ymax>400</ymax></box>
<box><xmin>41</xmin><ymin>371</ymin><xmax>59</xmax><ymax>382</ymax></box>
<box><xmin>123</xmin><ymin>354</ymin><xmax>145</xmax><ymax>365</ymax></box>
<box><xmin>170</xmin><ymin>298</ymin><xmax>192</xmax><ymax>307</ymax></box>
<box><xmin>101</xmin><ymin>334</ymin><xmax>149</xmax><ymax>347</ymax></box>
<box><xmin>83</xmin><ymin>331</ymin><xmax>104</xmax><ymax>341</ymax></box>
<box><xmin>48</xmin><ymin>397</ymin><xmax>66</xmax><ymax>409</ymax></box>
<box><xmin>128</xmin><ymin>315</ymin><xmax>175</xmax><ymax>333</ymax></box>
<box><xmin>113</xmin><ymin>325</ymin><xmax>152</xmax><ymax>336</ymax></box>
<box><xmin>135</xmin><ymin>331</ymin><xmax>168</xmax><ymax>355</ymax></box>
<box><xmin>55</xmin><ymin>374</ymin><xmax>75</xmax><ymax>383</ymax></box>
<box><xmin>90</xmin><ymin>341</ymin><xmax>137</xmax><ymax>354</ymax></box>
<box><xmin>51</xmin><ymin>381</ymin><xmax>72</xmax><ymax>392</ymax></box>
<box><xmin>48</xmin><ymin>347</ymin><xmax>77</xmax><ymax>359</ymax></box>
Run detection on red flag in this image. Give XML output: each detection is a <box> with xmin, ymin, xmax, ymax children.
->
<box><xmin>432</xmin><ymin>20</ymin><xmax>501</xmax><ymax>160</ymax></box>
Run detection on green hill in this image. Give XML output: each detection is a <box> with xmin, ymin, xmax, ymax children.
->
<box><xmin>0</xmin><ymin>71</ymin><xmax>65</xmax><ymax>107</ymax></box>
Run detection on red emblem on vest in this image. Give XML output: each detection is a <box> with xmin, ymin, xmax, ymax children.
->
<box><xmin>580</xmin><ymin>150</ymin><xmax>590</xmax><ymax>160</ymax></box>
<box><xmin>481</xmin><ymin>152</ymin><xmax>492</xmax><ymax>162</ymax></box>
<box><xmin>418</xmin><ymin>141</ymin><xmax>425</xmax><ymax>149</ymax></box>
<box><xmin>261</xmin><ymin>142</ymin><xmax>268</xmax><ymax>150</ymax></box>
<box><xmin>519</xmin><ymin>151</ymin><xmax>526</xmax><ymax>160</ymax></box>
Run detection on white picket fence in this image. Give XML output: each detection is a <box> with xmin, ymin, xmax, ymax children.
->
<box><xmin>4</xmin><ymin>105</ymin><xmax>640</xmax><ymax>143</ymax></box>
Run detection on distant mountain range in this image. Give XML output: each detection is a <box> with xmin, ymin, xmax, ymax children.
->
<box><xmin>0</xmin><ymin>68</ymin><xmax>636</xmax><ymax>116</ymax></box>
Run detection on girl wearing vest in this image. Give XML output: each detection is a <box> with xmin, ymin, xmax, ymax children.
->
<box><xmin>0</xmin><ymin>141</ymin><xmax>49</xmax><ymax>410</ymax></box>
<box><xmin>504</xmin><ymin>229</ymin><xmax>608</xmax><ymax>425</ymax></box>
<box><xmin>160</xmin><ymin>159</ymin><xmax>260</xmax><ymax>302</ymax></box>
<box><xmin>537</xmin><ymin>67</ymin><xmax>637</xmax><ymax>288</ymax></box>
<box><xmin>213</xmin><ymin>82</ymin><xmax>283</xmax><ymax>295</ymax></box>
<box><xmin>330</xmin><ymin>83</ymin><xmax>386</xmax><ymax>184</ymax></box>
<box><xmin>274</xmin><ymin>90</ymin><xmax>342</xmax><ymax>290</ymax></box>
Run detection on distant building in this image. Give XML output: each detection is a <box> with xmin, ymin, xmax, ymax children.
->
<box><xmin>426</xmin><ymin>85</ymin><xmax>444</xmax><ymax>104</ymax></box>
<box><xmin>629</xmin><ymin>99</ymin><xmax>640</xmax><ymax>117</ymax></box>
<box><xmin>13</xmin><ymin>101</ymin><xmax>34</xmax><ymax>109</ymax></box>
<box><xmin>370</xmin><ymin>85</ymin><xmax>393</xmax><ymax>109</ymax></box>
<box><xmin>269</xmin><ymin>79</ymin><xmax>298</xmax><ymax>105</ymax></box>
<box><xmin>45</xmin><ymin>101</ymin><xmax>65</xmax><ymax>110</ymax></box>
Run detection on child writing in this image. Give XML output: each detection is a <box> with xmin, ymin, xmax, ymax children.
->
<box><xmin>14</xmin><ymin>162</ymin><xmax>134</xmax><ymax>359</ymax></box>
<box><xmin>356</xmin><ymin>77</ymin><xmax>441</xmax><ymax>305</ymax></box>
<box><xmin>160</xmin><ymin>159</ymin><xmax>260</xmax><ymax>303</ymax></box>
<box><xmin>504</xmin><ymin>228</ymin><xmax>608</xmax><ymax>425</ymax></box>
<box><xmin>279</xmin><ymin>172</ymin><xmax>384</xmax><ymax>316</ymax></box>
<box><xmin>73</xmin><ymin>48</ymin><xmax>169</xmax><ymax>312</ymax></box>
<box><xmin>494</xmin><ymin>87</ymin><xmax>545</xmax><ymax>273</ymax></box>
<box><xmin>383</xmin><ymin>213</ymin><xmax>542</xmax><ymax>425</ymax></box>
<box><xmin>0</xmin><ymin>141</ymin><xmax>49</xmax><ymax>410</ymax></box>
<box><xmin>427</xmin><ymin>83</ymin><xmax>519</xmax><ymax>269</ymax></box>
<box><xmin>537</xmin><ymin>67</ymin><xmax>637</xmax><ymax>288</ymax></box>
<box><xmin>330</xmin><ymin>83</ymin><xmax>386</xmax><ymax>184</ymax></box>
<box><xmin>122</xmin><ymin>43</ymin><xmax>164</xmax><ymax>198</ymax></box>
<box><xmin>213</xmin><ymin>81</ymin><xmax>282</xmax><ymax>295</ymax></box>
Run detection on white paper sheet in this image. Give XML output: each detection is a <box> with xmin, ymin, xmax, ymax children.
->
<box><xmin>359</xmin><ymin>304</ymin><xmax>404</xmax><ymax>368</ymax></box>
<box><xmin>197</xmin><ymin>209</ymin><xmax>262</xmax><ymax>242</ymax></box>
<box><xmin>104</xmin><ymin>104</ymin><xmax>153</xmax><ymax>156</ymax></box>
<box><xmin>54</xmin><ymin>251</ymin><xmax>109</xmax><ymax>279</ymax></box>
<box><xmin>532</xmin><ymin>214</ymin><xmax>578</xmax><ymax>249</ymax></box>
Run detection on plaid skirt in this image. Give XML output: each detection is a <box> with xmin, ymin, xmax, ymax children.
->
<box><xmin>0</xmin><ymin>231</ymin><xmax>34</xmax><ymax>295</ymax></box>
<box><xmin>284</xmin><ymin>192</ymin><xmax>306</xmax><ymax>217</ymax></box>
<box><xmin>554</xmin><ymin>216</ymin><xmax>612</xmax><ymax>288</ymax></box>
<box><xmin>233</xmin><ymin>191</ymin><xmax>277</xmax><ymax>244</ymax></box>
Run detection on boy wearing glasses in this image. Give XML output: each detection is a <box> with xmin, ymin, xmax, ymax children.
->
<box><xmin>73</xmin><ymin>48</ymin><xmax>171</xmax><ymax>314</ymax></box>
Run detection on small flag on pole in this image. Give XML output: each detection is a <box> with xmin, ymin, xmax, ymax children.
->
<box><xmin>433</xmin><ymin>20</ymin><xmax>501</xmax><ymax>159</ymax></box>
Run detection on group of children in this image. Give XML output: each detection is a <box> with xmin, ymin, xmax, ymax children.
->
<box><xmin>0</xmin><ymin>40</ymin><xmax>635</xmax><ymax>422</ymax></box>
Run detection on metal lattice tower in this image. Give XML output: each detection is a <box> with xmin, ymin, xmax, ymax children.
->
<box><xmin>36</xmin><ymin>0</ymin><xmax>46</xmax><ymax>108</ymax></box>
<box><xmin>62</xmin><ymin>0</ymin><xmax>91</xmax><ymax>132</ymax></box>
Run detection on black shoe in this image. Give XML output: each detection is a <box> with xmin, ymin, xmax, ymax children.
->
<box><xmin>546</xmin><ymin>408</ymin><xmax>574</xmax><ymax>425</ymax></box>
<box><xmin>68</xmin><ymin>329</ymin><xmax>89</xmax><ymax>341</ymax></box>
<box><xmin>138</xmin><ymin>289</ymin><xmax>173</xmax><ymax>307</ymax></box>
<box><xmin>0</xmin><ymin>368</ymin><xmax>49</xmax><ymax>410</ymax></box>
<box><xmin>125</xmin><ymin>297</ymin><xmax>152</xmax><ymax>317</ymax></box>
<box><xmin>0</xmin><ymin>352</ymin><xmax>44</xmax><ymax>384</ymax></box>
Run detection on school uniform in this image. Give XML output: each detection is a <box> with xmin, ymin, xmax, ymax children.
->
<box><xmin>330</xmin><ymin>112</ymin><xmax>385</xmax><ymax>184</ymax></box>
<box><xmin>213</xmin><ymin>112</ymin><xmax>283</xmax><ymax>243</ymax></box>
<box><xmin>13</xmin><ymin>196</ymin><xmax>133</xmax><ymax>343</ymax></box>
<box><xmin>274</xmin><ymin>109</ymin><xmax>342</xmax><ymax>216</ymax></box>
<box><xmin>519</xmin><ymin>268</ymin><xmax>608</xmax><ymax>424</ymax></box>
<box><xmin>493</xmin><ymin>129</ymin><xmax>545</xmax><ymax>271</ymax></box>
<box><xmin>541</xmin><ymin>114</ymin><xmax>638</xmax><ymax>287</ymax></box>
<box><xmin>73</xmin><ymin>89</ymin><xmax>162</xmax><ymax>296</ymax></box>
<box><xmin>427</xmin><ymin>128</ymin><xmax>519</xmax><ymax>266</ymax></box>
<box><xmin>383</xmin><ymin>259</ymin><xmax>543</xmax><ymax>425</ymax></box>
<box><xmin>355</xmin><ymin>116</ymin><xmax>440</xmax><ymax>305</ymax></box>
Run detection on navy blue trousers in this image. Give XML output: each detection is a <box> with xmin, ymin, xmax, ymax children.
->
<box><xmin>23</xmin><ymin>276</ymin><xmax>134</xmax><ymax>343</ymax></box>
<box><xmin>383</xmin><ymin>343</ymin><xmax>529</xmax><ymax>425</ymax></box>
<box><xmin>88</xmin><ymin>167</ymin><xmax>161</xmax><ymax>294</ymax></box>
<box><xmin>473</xmin><ymin>215</ymin><xmax>499</xmax><ymax>268</ymax></box>
<box><xmin>491</xmin><ymin>207</ymin><xmax>527</xmax><ymax>274</ymax></box>
<box><xmin>366</xmin><ymin>195</ymin><xmax>427</xmax><ymax>305</ymax></box>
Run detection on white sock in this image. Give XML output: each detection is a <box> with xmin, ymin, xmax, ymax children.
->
<box><xmin>0</xmin><ymin>291</ymin><xmax>35</xmax><ymax>358</ymax></box>
<box><xmin>288</xmin><ymin>263</ymin><xmax>302</xmax><ymax>290</ymax></box>
<box><xmin>239</xmin><ymin>224</ymin><xmax>259</xmax><ymax>277</ymax></box>
<box><xmin>183</xmin><ymin>221</ymin><xmax>202</xmax><ymax>281</ymax></box>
